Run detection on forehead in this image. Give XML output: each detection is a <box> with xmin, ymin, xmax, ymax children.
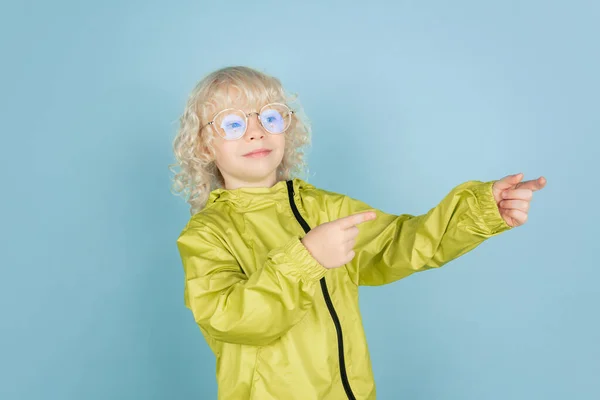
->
<box><xmin>206</xmin><ymin>84</ymin><xmax>279</xmax><ymax>115</ymax></box>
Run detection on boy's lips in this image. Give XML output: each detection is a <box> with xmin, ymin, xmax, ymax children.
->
<box><xmin>243</xmin><ymin>148</ymin><xmax>272</xmax><ymax>157</ymax></box>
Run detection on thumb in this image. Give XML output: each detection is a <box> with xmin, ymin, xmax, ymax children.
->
<box><xmin>495</xmin><ymin>172</ymin><xmax>524</xmax><ymax>190</ymax></box>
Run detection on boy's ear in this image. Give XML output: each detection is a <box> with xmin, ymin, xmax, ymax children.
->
<box><xmin>196</xmin><ymin>142</ymin><xmax>212</xmax><ymax>160</ymax></box>
<box><xmin>204</xmin><ymin>145</ymin><xmax>217</xmax><ymax>162</ymax></box>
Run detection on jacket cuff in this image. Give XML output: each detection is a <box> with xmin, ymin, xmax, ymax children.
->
<box><xmin>278</xmin><ymin>236</ymin><xmax>328</xmax><ymax>282</ymax></box>
<box><xmin>471</xmin><ymin>180</ymin><xmax>513</xmax><ymax>235</ymax></box>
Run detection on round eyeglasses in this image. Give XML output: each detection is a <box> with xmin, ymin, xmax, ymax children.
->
<box><xmin>201</xmin><ymin>102</ymin><xmax>295</xmax><ymax>141</ymax></box>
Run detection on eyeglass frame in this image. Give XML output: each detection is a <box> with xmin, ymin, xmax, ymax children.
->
<box><xmin>199</xmin><ymin>102</ymin><xmax>296</xmax><ymax>141</ymax></box>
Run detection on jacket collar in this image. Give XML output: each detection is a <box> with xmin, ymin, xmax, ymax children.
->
<box><xmin>206</xmin><ymin>178</ymin><xmax>310</xmax><ymax>210</ymax></box>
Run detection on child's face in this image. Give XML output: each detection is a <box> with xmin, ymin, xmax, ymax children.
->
<box><xmin>209</xmin><ymin>90</ymin><xmax>286</xmax><ymax>190</ymax></box>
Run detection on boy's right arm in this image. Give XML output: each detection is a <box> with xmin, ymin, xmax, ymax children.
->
<box><xmin>176</xmin><ymin>225</ymin><xmax>327</xmax><ymax>346</ymax></box>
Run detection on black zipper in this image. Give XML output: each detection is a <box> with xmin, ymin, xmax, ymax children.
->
<box><xmin>286</xmin><ymin>180</ymin><xmax>357</xmax><ymax>400</ymax></box>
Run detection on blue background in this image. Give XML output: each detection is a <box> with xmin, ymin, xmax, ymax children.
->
<box><xmin>1</xmin><ymin>0</ymin><xmax>598</xmax><ymax>399</ymax></box>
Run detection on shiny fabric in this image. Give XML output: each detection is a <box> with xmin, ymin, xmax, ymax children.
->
<box><xmin>176</xmin><ymin>178</ymin><xmax>512</xmax><ymax>399</ymax></box>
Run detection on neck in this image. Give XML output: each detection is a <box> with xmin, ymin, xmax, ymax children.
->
<box><xmin>223</xmin><ymin>172</ymin><xmax>278</xmax><ymax>190</ymax></box>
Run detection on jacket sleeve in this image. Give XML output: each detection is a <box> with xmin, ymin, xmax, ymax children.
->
<box><xmin>176</xmin><ymin>226</ymin><xmax>328</xmax><ymax>346</ymax></box>
<box><xmin>327</xmin><ymin>180</ymin><xmax>513</xmax><ymax>286</ymax></box>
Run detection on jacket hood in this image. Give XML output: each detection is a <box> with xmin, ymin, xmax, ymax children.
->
<box><xmin>206</xmin><ymin>178</ymin><xmax>313</xmax><ymax>211</ymax></box>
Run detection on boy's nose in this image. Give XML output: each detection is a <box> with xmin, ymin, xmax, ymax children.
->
<box><xmin>244</xmin><ymin>114</ymin><xmax>265</xmax><ymax>141</ymax></box>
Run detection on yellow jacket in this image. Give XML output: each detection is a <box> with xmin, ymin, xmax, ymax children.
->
<box><xmin>176</xmin><ymin>178</ymin><xmax>512</xmax><ymax>399</ymax></box>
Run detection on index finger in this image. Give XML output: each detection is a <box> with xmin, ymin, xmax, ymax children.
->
<box><xmin>335</xmin><ymin>211</ymin><xmax>377</xmax><ymax>229</ymax></box>
<box><xmin>515</xmin><ymin>176</ymin><xmax>547</xmax><ymax>192</ymax></box>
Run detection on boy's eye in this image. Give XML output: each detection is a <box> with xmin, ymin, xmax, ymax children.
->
<box><xmin>219</xmin><ymin>113</ymin><xmax>246</xmax><ymax>137</ymax></box>
<box><xmin>261</xmin><ymin>111</ymin><xmax>282</xmax><ymax>123</ymax></box>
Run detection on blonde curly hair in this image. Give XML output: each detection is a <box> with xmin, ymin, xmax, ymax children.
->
<box><xmin>169</xmin><ymin>66</ymin><xmax>312</xmax><ymax>216</ymax></box>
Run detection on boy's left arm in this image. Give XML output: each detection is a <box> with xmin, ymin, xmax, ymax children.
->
<box><xmin>327</xmin><ymin>180</ymin><xmax>512</xmax><ymax>286</ymax></box>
